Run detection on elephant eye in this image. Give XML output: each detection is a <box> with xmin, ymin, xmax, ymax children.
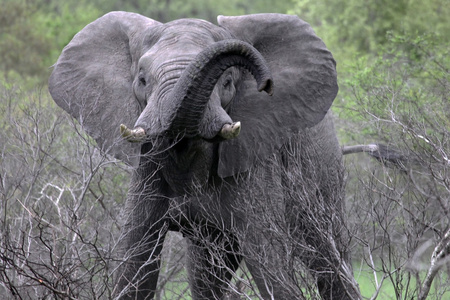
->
<box><xmin>221</xmin><ymin>78</ymin><xmax>236</xmax><ymax>109</ymax></box>
<box><xmin>223</xmin><ymin>78</ymin><xmax>232</xmax><ymax>89</ymax></box>
<box><xmin>139</xmin><ymin>77</ymin><xmax>146</xmax><ymax>86</ymax></box>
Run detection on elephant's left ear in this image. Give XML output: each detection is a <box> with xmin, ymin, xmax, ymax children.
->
<box><xmin>217</xmin><ymin>14</ymin><xmax>338</xmax><ymax>178</ymax></box>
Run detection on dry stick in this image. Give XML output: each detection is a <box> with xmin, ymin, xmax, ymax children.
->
<box><xmin>425</xmin><ymin>234</ymin><xmax>450</xmax><ymax>291</ymax></box>
<box><xmin>418</xmin><ymin>227</ymin><xmax>450</xmax><ymax>300</ymax></box>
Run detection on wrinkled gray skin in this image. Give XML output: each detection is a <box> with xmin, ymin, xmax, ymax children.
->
<box><xmin>49</xmin><ymin>12</ymin><xmax>362</xmax><ymax>299</ymax></box>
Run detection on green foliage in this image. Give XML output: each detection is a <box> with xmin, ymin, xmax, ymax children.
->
<box><xmin>0</xmin><ymin>0</ymin><xmax>101</xmax><ymax>86</ymax></box>
<box><xmin>0</xmin><ymin>1</ymin><xmax>52</xmax><ymax>83</ymax></box>
<box><xmin>290</xmin><ymin>0</ymin><xmax>449</xmax><ymax>57</ymax></box>
<box><xmin>37</xmin><ymin>1</ymin><xmax>102</xmax><ymax>65</ymax></box>
<box><xmin>290</xmin><ymin>0</ymin><xmax>450</xmax><ymax>145</ymax></box>
<box><xmin>291</xmin><ymin>0</ymin><xmax>449</xmax><ymax>138</ymax></box>
<box><xmin>337</xmin><ymin>32</ymin><xmax>449</xmax><ymax>144</ymax></box>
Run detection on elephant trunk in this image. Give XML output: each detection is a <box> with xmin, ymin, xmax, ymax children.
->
<box><xmin>121</xmin><ymin>39</ymin><xmax>273</xmax><ymax>142</ymax></box>
<box><xmin>167</xmin><ymin>39</ymin><xmax>273</xmax><ymax>138</ymax></box>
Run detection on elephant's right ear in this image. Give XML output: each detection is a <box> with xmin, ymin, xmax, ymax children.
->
<box><xmin>49</xmin><ymin>12</ymin><xmax>161</xmax><ymax>166</ymax></box>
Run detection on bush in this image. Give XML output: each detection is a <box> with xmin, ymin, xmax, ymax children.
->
<box><xmin>342</xmin><ymin>33</ymin><xmax>449</xmax><ymax>299</ymax></box>
<box><xmin>0</xmin><ymin>84</ymin><xmax>130</xmax><ymax>298</ymax></box>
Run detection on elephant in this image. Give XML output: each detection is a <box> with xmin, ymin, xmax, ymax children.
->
<box><xmin>49</xmin><ymin>12</ymin><xmax>363</xmax><ymax>299</ymax></box>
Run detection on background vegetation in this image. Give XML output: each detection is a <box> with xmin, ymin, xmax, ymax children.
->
<box><xmin>1</xmin><ymin>0</ymin><xmax>448</xmax><ymax>298</ymax></box>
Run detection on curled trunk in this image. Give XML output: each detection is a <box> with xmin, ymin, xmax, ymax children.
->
<box><xmin>167</xmin><ymin>39</ymin><xmax>273</xmax><ymax>137</ymax></box>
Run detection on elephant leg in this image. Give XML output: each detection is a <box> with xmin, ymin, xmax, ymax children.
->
<box><xmin>116</xmin><ymin>196</ymin><xmax>170</xmax><ymax>299</ymax></box>
<box><xmin>289</xmin><ymin>186</ymin><xmax>360</xmax><ymax>299</ymax></box>
<box><xmin>242</xmin><ymin>236</ymin><xmax>307</xmax><ymax>300</ymax></box>
<box><xmin>242</xmin><ymin>214</ymin><xmax>358</xmax><ymax>300</ymax></box>
<box><xmin>299</xmin><ymin>225</ymin><xmax>360</xmax><ymax>300</ymax></box>
<box><xmin>306</xmin><ymin>245</ymin><xmax>358</xmax><ymax>300</ymax></box>
<box><xmin>186</xmin><ymin>228</ymin><xmax>242</xmax><ymax>300</ymax></box>
<box><xmin>245</xmin><ymin>261</ymin><xmax>300</xmax><ymax>300</ymax></box>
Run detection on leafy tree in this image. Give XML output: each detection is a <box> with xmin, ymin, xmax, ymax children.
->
<box><xmin>0</xmin><ymin>0</ymin><xmax>101</xmax><ymax>86</ymax></box>
<box><xmin>291</xmin><ymin>0</ymin><xmax>449</xmax><ymax>57</ymax></box>
<box><xmin>291</xmin><ymin>0</ymin><xmax>449</xmax><ymax>144</ymax></box>
<box><xmin>336</xmin><ymin>32</ymin><xmax>449</xmax><ymax>139</ymax></box>
<box><xmin>0</xmin><ymin>1</ymin><xmax>52</xmax><ymax>82</ymax></box>
<box><xmin>38</xmin><ymin>1</ymin><xmax>102</xmax><ymax>64</ymax></box>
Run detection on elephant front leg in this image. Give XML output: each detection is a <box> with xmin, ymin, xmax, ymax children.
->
<box><xmin>115</xmin><ymin>196</ymin><xmax>170</xmax><ymax>299</ymax></box>
<box><xmin>241</xmin><ymin>231</ymin><xmax>307</xmax><ymax>300</ymax></box>
<box><xmin>186</xmin><ymin>227</ymin><xmax>242</xmax><ymax>300</ymax></box>
<box><xmin>300</xmin><ymin>228</ymin><xmax>361</xmax><ymax>300</ymax></box>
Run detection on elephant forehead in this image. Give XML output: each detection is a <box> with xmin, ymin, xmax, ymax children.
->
<box><xmin>164</xmin><ymin>18</ymin><xmax>221</xmax><ymax>36</ymax></box>
<box><xmin>140</xmin><ymin>45</ymin><xmax>198</xmax><ymax>81</ymax></box>
<box><xmin>142</xmin><ymin>37</ymin><xmax>214</xmax><ymax>77</ymax></box>
<box><xmin>157</xmin><ymin>29</ymin><xmax>217</xmax><ymax>50</ymax></box>
<box><xmin>158</xmin><ymin>18</ymin><xmax>232</xmax><ymax>47</ymax></box>
<box><xmin>139</xmin><ymin>19</ymin><xmax>232</xmax><ymax>66</ymax></box>
<box><xmin>138</xmin><ymin>19</ymin><xmax>235</xmax><ymax>81</ymax></box>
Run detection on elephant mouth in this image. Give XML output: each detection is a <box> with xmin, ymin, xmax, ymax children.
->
<box><xmin>121</xmin><ymin>39</ymin><xmax>272</xmax><ymax>143</ymax></box>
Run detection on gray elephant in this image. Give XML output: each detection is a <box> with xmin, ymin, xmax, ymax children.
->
<box><xmin>49</xmin><ymin>12</ymin><xmax>362</xmax><ymax>300</ymax></box>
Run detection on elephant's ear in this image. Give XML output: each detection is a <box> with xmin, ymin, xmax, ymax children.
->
<box><xmin>49</xmin><ymin>12</ymin><xmax>161</xmax><ymax>166</ymax></box>
<box><xmin>217</xmin><ymin>14</ymin><xmax>338</xmax><ymax>178</ymax></box>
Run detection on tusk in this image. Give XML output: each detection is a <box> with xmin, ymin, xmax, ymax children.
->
<box><xmin>219</xmin><ymin>122</ymin><xmax>241</xmax><ymax>140</ymax></box>
<box><xmin>120</xmin><ymin>124</ymin><xmax>146</xmax><ymax>143</ymax></box>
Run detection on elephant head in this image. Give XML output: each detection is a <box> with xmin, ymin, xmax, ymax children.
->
<box><xmin>48</xmin><ymin>12</ymin><xmax>338</xmax><ymax>179</ymax></box>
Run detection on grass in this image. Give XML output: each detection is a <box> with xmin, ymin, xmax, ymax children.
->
<box><xmin>354</xmin><ymin>262</ymin><xmax>450</xmax><ymax>299</ymax></box>
<box><xmin>158</xmin><ymin>260</ymin><xmax>450</xmax><ymax>299</ymax></box>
